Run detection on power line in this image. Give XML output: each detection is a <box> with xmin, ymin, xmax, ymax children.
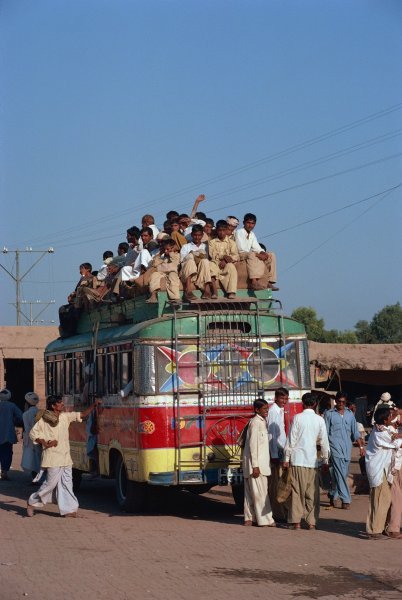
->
<box><xmin>21</xmin><ymin>102</ymin><xmax>402</xmax><ymax>248</ymax></box>
<box><xmin>282</xmin><ymin>187</ymin><xmax>398</xmax><ymax>273</ymax></box>
<box><xmin>259</xmin><ymin>183</ymin><xmax>401</xmax><ymax>240</ymax></box>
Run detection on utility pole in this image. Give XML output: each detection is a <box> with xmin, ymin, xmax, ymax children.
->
<box><xmin>1</xmin><ymin>247</ymin><xmax>55</xmax><ymax>325</ymax></box>
<box><xmin>8</xmin><ymin>300</ymin><xmax>56</xmax><ymax>326</ymax></box>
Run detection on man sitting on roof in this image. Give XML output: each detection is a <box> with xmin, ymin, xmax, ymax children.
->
<box><xmin>180</xmin><ymin>224</ymin><xmax>217</xmax><ymax>301</ymax></box>
<box><xmin>117</xmin><ymin>242</ymin><xmax>129</xmax><ymax>257</ymax></box>
<box><xmin>226</xmin><ymin>216</ymin><xmax>239</xmax><ymax>240</ymax></box>
<box><xmin>146</xmin><ymin>238</ymin><xmax>181</xmax><ymax>305</ymax></box>
<box><xmin>141</xmin><ymin>214</ymin><xmax>159</xmax><ymax>238</ymax></box>
<box><xmin>235</xmin><ymin>212</ymin><xmax>278</xmax><ymax>291</ymax></box>
<box><xmin>121</xmin><ymin>227</ymin><xmax>158</xmax><ymax>283</ymax></box>
<box><xmin>208</xmin><ymin>220</ymin><xmax>239</xmax><ymax>299</ymax></box>
<box><xmin>96</xmin><ymin>251</ymin><xmax>114</xmax><ymax>284</ymax></box>
<box><xmin>75</xmin><ymin>258</ymin><xmax>124</xmax><ymax>308</ymax></box>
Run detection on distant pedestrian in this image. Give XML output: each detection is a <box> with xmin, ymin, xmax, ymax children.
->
<box><xmin>283</xmin><ymin>393</ymin><xmax>329</xmax><ymax>530</ymax></box>
<box><xmin>242</xmin><ymin>398</ymin><xmax>275</xmax><ymax>527</ymax></box>
<box><xmin>26</xmin><ymin>396</ymin><xmax>100</xmax><ymax>517</ymax></box>
<box><xmin>324</xmin><ymin>391</ymin><xmax>365</xmax><ymax>509</ymax></box>
<box><xmin>21</xmin><ymin>392</ymin><xmax>43</xmax><ymax>481</ymax></box>
<box><xmin>267</xmin><ymin>387</ymin><xmax>289</xmax><ymax>522</ymax></box>
<box><xmin>0</xmin><ymin>388</ymin><xmax>23</xmax><ymax>480</ymax></box>
<box><xmin>365</xmin><ymin>407</ymin><xmax>402</xmax><ymax>539</ymax></box>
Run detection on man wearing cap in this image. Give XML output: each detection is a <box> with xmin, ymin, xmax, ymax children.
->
<box><xmin>21</xmin><ymin>392</ymin><xmax>42</xmax><ymax>481</ymax></box>
<box><xmin>226</xmin><ymin>216</ymin><xmax>239</xmax><ymax>240</ymax></box>
<box><xmin>27</xmin><ymin>396</ymin><xmax>100</xmax><ymax>517</ymax></box>
<box><xmin>371</xmin><ymin>392</ymin><xmax>401</xmax><ymax>426</ymax></box>
<box><xmin>234</xmin><ymin>213</ymin><xmax>278</xmax><ymax>291</ymax></box>
<box><xmin>0</xmin><ymin>389</ymin><xmax>23</xmax><ymax>480</ymax></box>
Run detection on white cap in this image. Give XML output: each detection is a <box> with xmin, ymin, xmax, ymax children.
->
<box><xmin>380</xmin><ymin>392</ymin><xmax>391</xmax><ymax>402</ymax></box>
<box><xmin>25</xmin><ymin>392</ymin><xmax>39</xmax><ymax>406</ymax></box>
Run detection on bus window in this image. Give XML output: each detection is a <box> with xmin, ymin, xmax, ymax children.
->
<box><xmin>46</xmin><ymin>359</ymin><xmax>54</xmax><ymax>396</ymax></box>
<box><xmin>107</xmin><ymin>353</ymin><xmax>119</xmax><ymax>394</ymax></box>
<box><xmin>74</xmin><ymin>353</ymin><xmax>84</xmax><ymax>394</ymax></box>
<box><xmin>96</xmin><ymin>352</ymin><xmax>105</xmax><ymax>396</ymax></box>
<box><xmin>54</xmin><ymin>356</ymin><xmax>63</xmax><ymax>396</ymax></box>
<box><xmin>121</xmin><ymin>352</ymin><xmax>132</xmax><ymax>388</ymax></box>
<box><xmin>64</xmin><ymin>355</ymin><xmax>73</xmax><ymax>395</ymax></box>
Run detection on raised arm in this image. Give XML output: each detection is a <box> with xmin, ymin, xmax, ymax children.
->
<box><xmin>189</xmin><ymin>194</ymin><xmax>205</xmax><ymax>219</ymax></box>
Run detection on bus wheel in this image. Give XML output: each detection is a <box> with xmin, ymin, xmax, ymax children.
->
<box><xmin>115</xmin><ymin>454</ymin><xmax>147</xmax><ymax>513</ymax></box>
<box><xmin>231</xmin><ymin>483</ymin><xmax>244</xmax><ymax>511</ymax></box>
<box><xmin>72</xmin><ymin>469</ymin><xmax>82</xmax><ymax>494</ymax></box>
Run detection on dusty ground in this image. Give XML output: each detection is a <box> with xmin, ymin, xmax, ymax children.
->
<box><xmin>0</xmin><ymin>445</ymin><xmax>401</xmax><ymax>600</ymax></box>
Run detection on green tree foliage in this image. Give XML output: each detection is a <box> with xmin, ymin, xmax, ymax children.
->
<box><xmin>291</xmin><ymin>306</ymin><xmax>357</xmax><ymax>343</ymax></box>
<box><xmin>355</xmin><ymin>303</ymin><xmax>402</xmax><ymax>343</ymax></box>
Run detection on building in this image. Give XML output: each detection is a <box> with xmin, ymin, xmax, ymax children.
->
<box><xmin>0</xmin><ymin>326</ymin><xmax>59</xmax><ymax>409</ymax></box>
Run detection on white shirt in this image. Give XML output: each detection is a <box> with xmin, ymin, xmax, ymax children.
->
<box><xmin>266</xmin><ymin>402</ymin><xmax>286</xmax><ymax>459</ymax></box>
<box><xmin>235</xmin><ymin>228</ymin><xmax>263</xmax><ymax>253</ymax></box>
<box><xmin>284</xmin><ymin>409</ymin><xmax>329</xmax><ymax>468</ymax></box>
<box><xmin>180</xmin><ymin>241</ymin><xmax>208</xmax><ymax>261</ymax></box>
<box><xmin>365</xmin><ymin>426</ymin><xmax>402</xmax><ymax>488</ymax></box>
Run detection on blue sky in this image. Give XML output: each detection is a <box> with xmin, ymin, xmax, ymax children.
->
<box><xmin>1</xmin><ymin>0</ymin><xmax>401</xmax><ymax>329</ymax></box>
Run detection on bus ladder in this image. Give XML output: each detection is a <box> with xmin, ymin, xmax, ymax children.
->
<box><xmin>172</xmin><ymin>299</ymin><xmax>276</xmax><ymax>485</ymax></box>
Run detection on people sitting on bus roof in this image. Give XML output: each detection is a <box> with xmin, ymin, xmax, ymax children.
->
<box><xmin>180</xmin><ymin>224</ymin><xmax>217</xmax><ymax>301</ymax></box>
<box><xmin>96</xmin><ymin>250</ymin><xmax>114</xmax><ymax>283</ymax></box>
<box><xmin>226</xmin><ymin>216</ymin><xmax>240</xmax><ymax>240</ymax></box>
<box><xmin>117</xmin><ymin>242</ymin><xmax>129</xmax><ymax>257</ymax></box>
<box><xmin>208</xmin><ymin>220</ymin><xmax>239</xmax><ymax>299</ymax></box>
<box><xmin>235</xmin><ymin>212</ymin><xmax>278</xmax><ymax>291</ymax></box>
<box><xmin>146</xmin><ymin>238</ymin><xmax>181</xmax><ymax>304</ymax></box>
<box><xmin>141</xmin><ymin>214</ymin><xmax>159</xmax><ymax>239</ymax></box>
<box><xmin>67</xmin><ymin>263</ymin><xmax>94</xmax><ymax>304</ymax></box>
<box><xmin>122</xmin><ymin>227</ymin><xmax>159</xmax><ymax>284</ymax></box>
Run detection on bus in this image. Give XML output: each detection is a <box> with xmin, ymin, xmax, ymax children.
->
<box><xmin>45</xmin><ymin>289</ymin><xmax>310</xmax><ymax>511</ymax></box>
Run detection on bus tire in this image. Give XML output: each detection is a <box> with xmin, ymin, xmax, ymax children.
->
<box><xmin>231</xmin><ymin>483</ymin><xmax>244</xmax><ymax>511</ymax></box>
<box><xmin>115</xmin><ymin>454</ymin><xmax>147</xmax><ymax>513</ymax></box>
<box><xmin>72</xmin><ymin>468</ymin><xmax>82</xmax><ymax>494</ymax></box>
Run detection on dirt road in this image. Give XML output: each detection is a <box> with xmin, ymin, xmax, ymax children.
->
<box><xmin>0</xmin><ymin>444</ymin><xmax>401</xmax><ymax>600</ymax></box>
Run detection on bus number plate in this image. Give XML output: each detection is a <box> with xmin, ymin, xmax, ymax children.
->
<box><xmin>218</xmin><ymin>467</ymin><xmax>243</xmax><ymax>486</ymax></box>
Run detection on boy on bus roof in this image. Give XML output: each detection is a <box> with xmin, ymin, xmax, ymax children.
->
<box><xmin>146</xmin><ymin>238</ymin><xmax>181</xmax><ymax>304</ymax></box>
<box><xmin>67</xmin><ymin>263</ymin><xmax>94</xmax><ymax>304</ymax></box>
<box><xmin>207</xmin><ymin>220</ymin><xmax>239</xmax><ymax>299</ymax></box>
<box><xmin>180</xmin><ymin>224</ymin><xmax>217</xmax><ymax>301</ymax></box>
<box><xmin>235</xmin><ymin>213</ymin><xmax>278</xmax><ymax>291</ymax></box>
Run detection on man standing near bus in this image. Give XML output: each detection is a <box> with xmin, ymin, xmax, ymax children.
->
<box><xmin>243</xmin><ymin>398</ymin><xmax>276</xmax><ymax>527</ymax></box>
<box><xmin>27</xmin><ymin>396</ymin><xmax>100</xmax><ymax>517</ymax></box>
<box><xmin>267</xmin><ymin>387</ymin><xmax>289</xmax><ymax>522</ymax></box>
<box><xmin>283</xmin><ymin>393</ymin><xmax>329</xmax><ymax>530</ymax></box>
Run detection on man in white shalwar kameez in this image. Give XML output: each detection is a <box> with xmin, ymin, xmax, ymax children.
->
<box><xmin>27</xmin><ymin>396</ymin><xmax>100</xmax><ymax>517</ymax></box>
<box><xmin>242</xmin><ymin>398</ymin><xmax>275</xmax><ymax>527</ymax></box>
<box><xmin>365</xmin><ymin>407</ymin><xmax>402</xmax><ymax>539</ymax></box>
<box><xmin>267</xmin><ymin>387</ymin><xmax>289</xmax><ymax>522</ymax></box>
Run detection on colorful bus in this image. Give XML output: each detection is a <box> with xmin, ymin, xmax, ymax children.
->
<box><xmin>45</xmin><ymin>289</ymin><xmax>310</xmax><ymax>511</ymax></box>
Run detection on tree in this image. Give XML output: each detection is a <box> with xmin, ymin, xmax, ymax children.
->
<box><xmin>291</xmin><ymin>306</ymin><xmax>357</xmax><ymax>343</ymax></box>
<box><xmin>291</xmin><ymin>307</ymin><xmax>326</xmax><ymax>342</ymax></box>
<box><xmin>356</xmin><ymin>303</ymin><xmax>402</xmax><ymax>343</ymax></box>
